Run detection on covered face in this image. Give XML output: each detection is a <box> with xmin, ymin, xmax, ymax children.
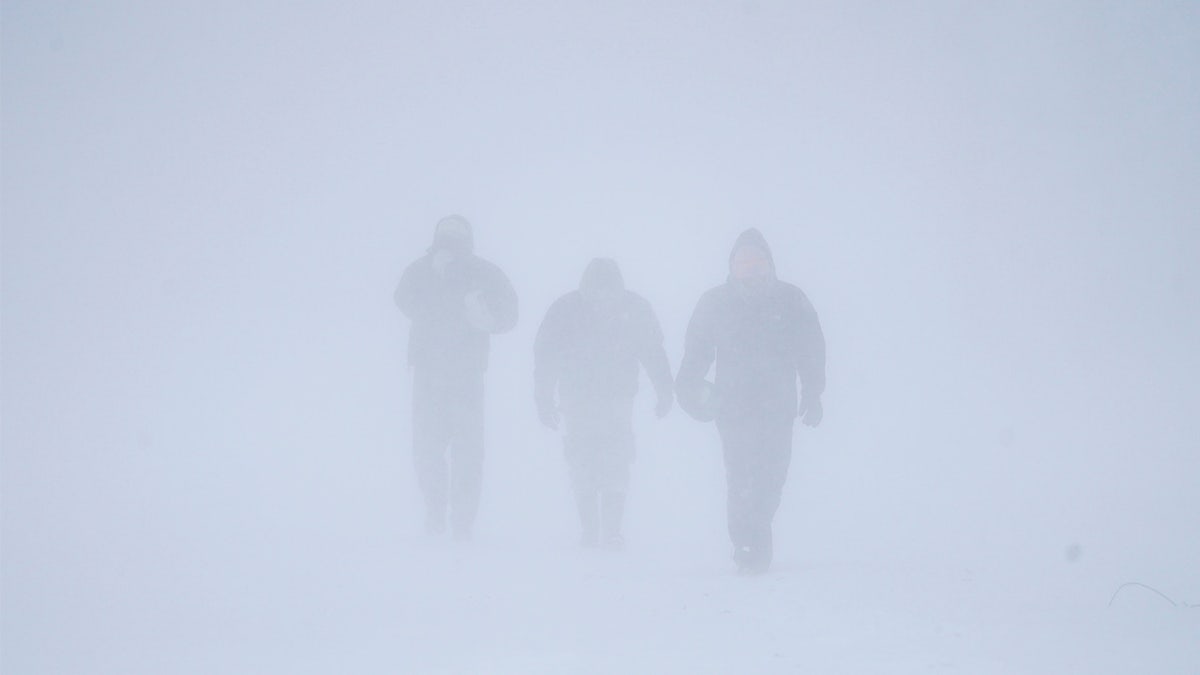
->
<box><xmin>727</xmin><ymin>228</ymin><xmax>776</xmax><ymax>286</ymax></box>
<box><xmin>731</xmin><ymin>244</ymin><xmax>772</xmax><ymax>280</ymax></box>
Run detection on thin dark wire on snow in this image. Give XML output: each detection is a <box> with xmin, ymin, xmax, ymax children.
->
<box><xmin>1107</xmin><ymin>582</ymin><xmax>1198</xmax><ymax>609</ymax></box>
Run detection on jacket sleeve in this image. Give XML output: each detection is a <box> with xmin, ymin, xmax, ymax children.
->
<box><xmin>393</xmin><ymin>259</ymin><xmax>428</xmax><ymax>321</ymax></box>
<box><xmin>635</xmin><ymin>301</ymin><xmax>674</xmax><ymax>401</ymax></box>
<box><xmin>532</xmin><ymin>300</ymin><xmax>565</xmax><ymax>409</ymax></box>
<box><xmin>480</xmin><ymin>262</ymin><xmax>519</xmax><ymax>334</ymax></box>
<box><xmin>675</xmin><ymin>291</ymin><xmax>717</xmax><ymax>393</ymax></box>
<box><xmin>794</xmin><ymin>291</ymin><xmax>826</xmax><ymax>401</ymax></box>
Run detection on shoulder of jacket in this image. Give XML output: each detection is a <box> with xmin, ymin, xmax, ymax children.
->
<box><xmin>469</xmin><ymin>255</ymin><xmax>508</xmax><ymax>276</ymax></box>
<box><xmin>403</xmin><ymin>255</ymin><xmax>434</xmax><ymax>276</ymax></box>
<box><xmin>623</xmin><ymin>292</ymin><xmax>663</xmax><ymax>326</ymax></box>
<box><xmin>545</xmin><ymin>290</ymin><xmax>583</xmax><ymax>317</ymax></box>
<box><xmin>702</xmin><ymin>284</ymin><xmax>731</xmax><ymax>303</ymax></box>
<box><xmin>778</xmin><ymin>282</ymin><xmax>816</xmax><ymax>313</ymax></box>
<box><xmin>705</xmin><ymin>283</ymin><xmax>742</xmax><ymax>308</ymax></box>
<box><xmin>623</xmin><ymin>290</ymin><xmax>654</xmax><ymax>312</ymax></box>
<box><xmin>555</xmin><ymin>289</ymin><xmax>583</xmax><ymax>306</ymax></box>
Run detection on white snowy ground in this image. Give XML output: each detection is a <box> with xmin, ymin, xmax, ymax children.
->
<box><xmin>8</xmin><ymin>415</ymin><xmax>1196</xmax><ymax>675</ymax></box>
<box><xmin>21</xmin><ymin>528</ymin><xmax>1194</xmax><ymax>674</ymax></box>
<box><xmin>384</xmin><ymin>532</ymin><xmax>1198</xmax><ymax>675</ymax></box>
<box><xmin>15</xmin><ymin>521</ymin><xmax>1194</xmax><ymax>675</ymax></box>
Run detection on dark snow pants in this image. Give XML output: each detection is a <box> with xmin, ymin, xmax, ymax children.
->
<box><xmin>716</xmin><ymin>412</ymin><xmax>795</xmax><ymax>566</ymax></box>
<box><xmin>562</xmin><ymin>397</ymin><xmax>635</xmax><ymax>542</ymax></box>
<box><xmin>412</xmin><ymin>367</ymin><xmax>485</xmax><ymax>537</ymax></box>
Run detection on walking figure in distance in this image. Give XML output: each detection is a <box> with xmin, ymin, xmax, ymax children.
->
<box><xmin>534</xmin><ymin>258</ymin><xmax>674</xmax><ymax>549</ymax></box>
<box><xmin>394</xmin><ymin>215</ymin><xmax>518</xmax><ymax>540</ymax></box>
<box><xmin>675</xmin><ymin>229</ymin><xmax>825</xmax><ymax>574</ymax></box>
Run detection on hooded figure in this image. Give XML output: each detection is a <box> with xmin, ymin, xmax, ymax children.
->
<box><xmin>534</xmin><ymin>258</ymin><xmax>674</xmax><ymax>549</ymax></box>
<box><xmin>394</xmin><ymin>215</ymin><xmax>518</xmax><ymax>539</ymax></box>
<box><xmin>675</xmin><ymin>229</ymin><xmax>825</xmax><ymax>574</ymax></box>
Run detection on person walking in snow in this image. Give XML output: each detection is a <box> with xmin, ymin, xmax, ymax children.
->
<box><xmin>394</xmin><ymin>215</ymin><xmax>518</xmax><ymax>540</ymax></box>
<box><xmin>675</xmin><ymin>229</ymin><xmax>825</xmax><ymax>574</ymax></box>
<box><xmin>534</xmin><ymin>258</ymin><xmax>674</xmax><ymax>549</ymax></box>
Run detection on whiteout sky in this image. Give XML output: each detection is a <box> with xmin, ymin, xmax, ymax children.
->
<box><xmin>3</xmin><ymin>2</ymin><xmax>1198</xmax><ymax>673</ymax></box>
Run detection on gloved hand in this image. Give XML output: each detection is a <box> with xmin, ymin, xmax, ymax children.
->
<box><xmin>537</xmin><ymin>400</ymin><xmax>560</xmax><ymax>430</ymax></box>
<box><xmin>654</xmin><ymin>390</ymin><xmax>674</xmax><ymax>419</ymax></box>
<box><xmin>798</xmin><ymin>396</ymin><xmax>823</xmax><ymax>427</ymax></box>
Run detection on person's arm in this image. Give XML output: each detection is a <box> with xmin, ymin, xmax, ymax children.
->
<box><xmin>532</xmin><ymin>300</ymin><xmax>564</xmax><ymax>429</ymax></box>
<box><xmin>793</xmin><ymin>290</ymin><xmax>826</xmax><ymax>426</ymax></box>
<box><xmin>635</xmin><ymin>300</ymin><xmax>674</xmax><ymax>418</ymax></box>
<box><xmin>393</xmin><ymin>260</ymin><xmax>427</xmax><ymax>320</ymax></box>
<box><xmin>676</xmin><ymin>292</ymin><xmax>717</xmax><ymax>393</ymax></box>
<box><xmin>481</xmin><ymin>262</ymin><xmax>519</xmax><ymax>334</ymax></box>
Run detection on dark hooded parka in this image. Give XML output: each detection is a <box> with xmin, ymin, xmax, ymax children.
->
<box><xmin>534</xmin><ymin>258</ymin><xmax>674</xmax><ymax>548</ymax></box>
<box><xmin>675</xmin><ymin>228</ymin><xmax>825</xmax><ymax>573</ymax></box>
<box><xmin>394</xmin><ymin>215</ymin><xmax>518</xmax><ymax>538</ymax></box>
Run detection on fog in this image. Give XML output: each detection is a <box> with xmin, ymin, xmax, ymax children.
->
<box><xmin>3</xmin><ymin>2</ymin><xmax>1197</xmax><ymax>673</ymax></box>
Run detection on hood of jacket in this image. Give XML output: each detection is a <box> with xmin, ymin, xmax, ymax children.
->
<box><xmin>727</xmin><ymin>228</ymin><xmax>776</xmax><ymax>281</ymax></box>
<box><xmin>430</xmin><ymin>214</ymin><xmax>474</xmax><ymax>253</ymax></box>
<box><xmin>579</xmin><ymin>257</ymin><xmax>625</xmax><ymax>298</ymax></box>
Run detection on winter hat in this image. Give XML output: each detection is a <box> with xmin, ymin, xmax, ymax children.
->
<box><xmin>432</xmin><ymin>214</ymin><xmax>473</xmax><ymax>251</ymax></box>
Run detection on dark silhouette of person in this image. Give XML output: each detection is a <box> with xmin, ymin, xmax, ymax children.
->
<box><xmin>534</xmin><ymin>258</ymin><xmax>673</xmax><ymax>549</ymax></box>
<box><xmin>394</xmin><ymin>215</ymin><xmax>517</xmax><ymax>539</ymax></box>
<box><xmin>675</xmin><ymin>229</ymin><xmax>825</xmax><ymax>574</ymax></box>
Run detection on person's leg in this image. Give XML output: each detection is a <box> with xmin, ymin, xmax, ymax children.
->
<box><xmin>717</xmin><ymin>418</ymin><xmax>758</xmax><ymax>565</ymax></box>
<box><xmin>412</xmin><ymin>369</ymin><xmax>454</xmax><ymax>535</ymax></box>
<box><xmin>572</xmin><ymin>476</ymin><xmax>601</xmax><ymax>547</ymax></box>
<box><xmin>597</xmin><ymin>398</ymin><xmax>635</xmax><ymax>549</ymax></box>
<box><xmin>564</xmin><ymin>420</ymin><xmax>600</xmax><ymax>547</ymax></box>
<box><xmin>744</xmin><ymin>416</ymin><xmax>795</xmax><ymax>571</ymax></box>
<box><xmin>448</xmin><ymin>372</ymin><xmax>485</xmax><ymax>539</ymax></box>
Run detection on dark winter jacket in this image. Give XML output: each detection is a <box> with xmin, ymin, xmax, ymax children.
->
<box><xmin>394</xmin><ymin>239</ymin><xmax>518</xmax><ymax>374</ymax></box>
<box><xmin>534</xmin><ymin>259</ymin><xmax>673</xmax><ymax>410</ymax></box>
<box><xmin>675</xmin><ymin>229</ymin><xmax>825</xmax><ymax>419</ymax></box>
